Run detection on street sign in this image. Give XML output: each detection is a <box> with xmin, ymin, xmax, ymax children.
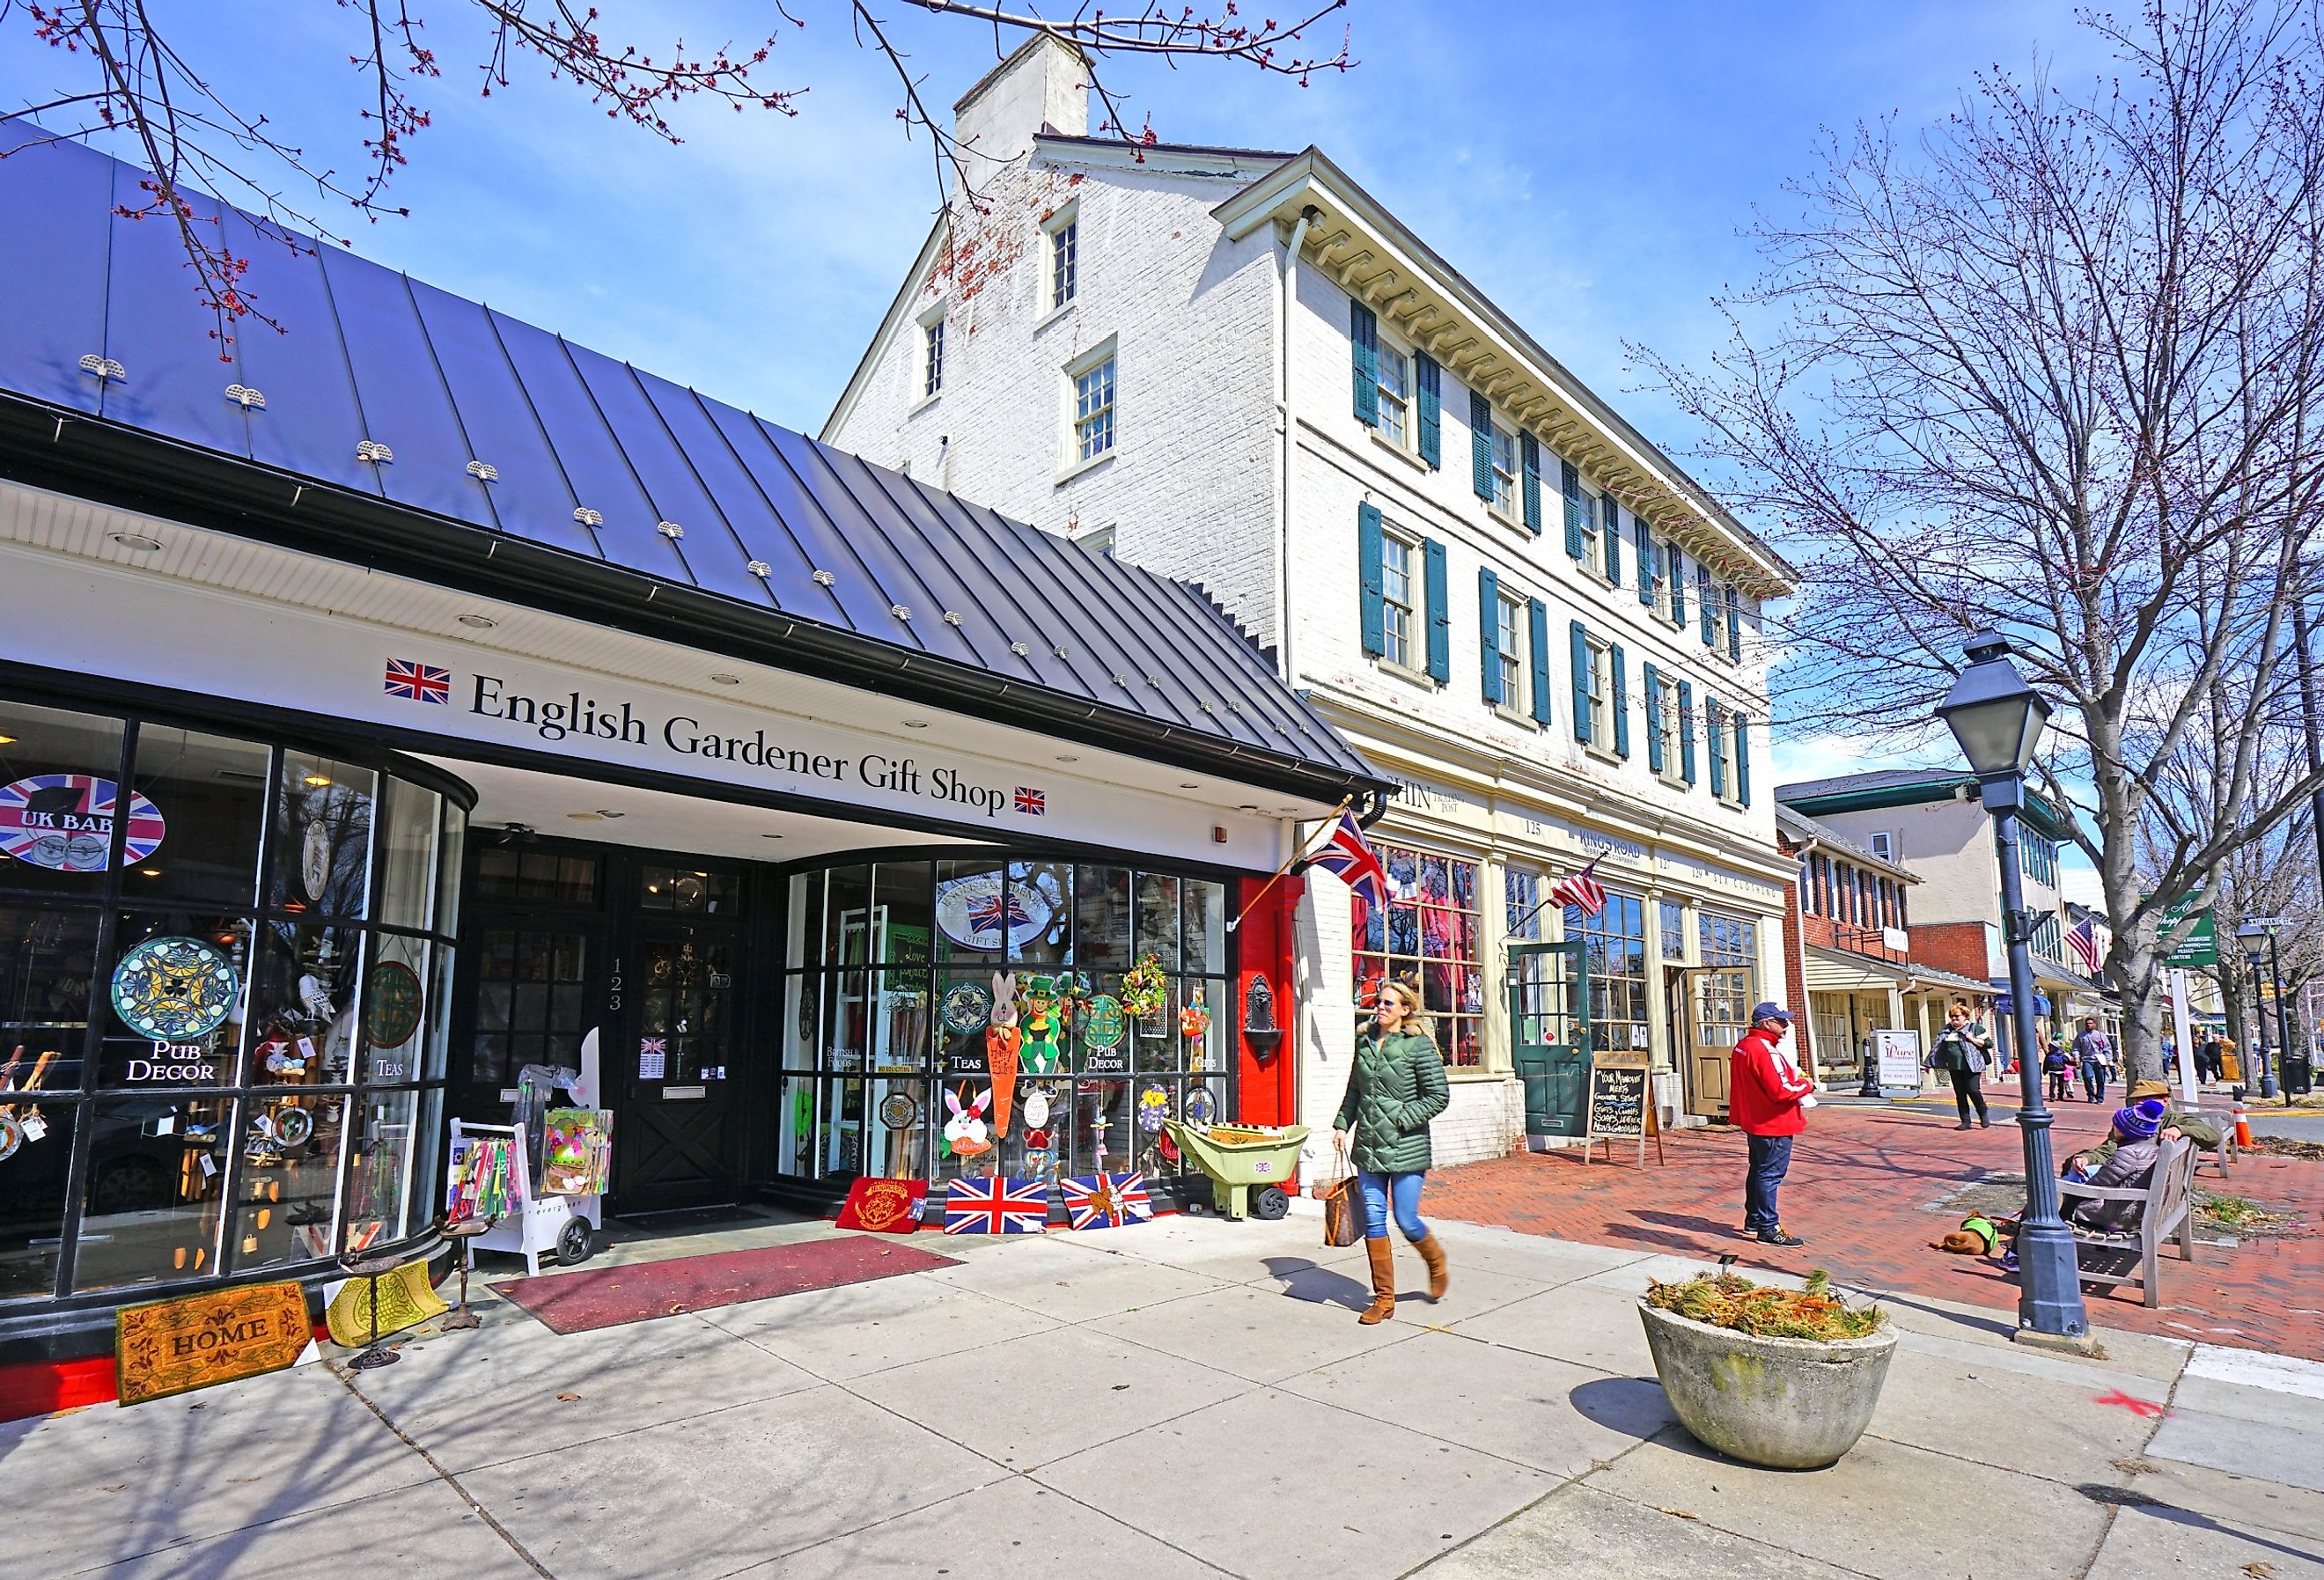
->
<box><xmin>2154</xmin><ymin>893</ymin><xmax>2218</xmax><ymax>968</ymax></box>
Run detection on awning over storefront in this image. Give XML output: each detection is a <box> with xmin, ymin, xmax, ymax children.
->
<box><xmin>1804</xmin><ymin>944</ymin><xmax>1990</xmax><ymax>999</ymax></box>
<box><xmin>0</xmin><ymin>118</ymin><xmax>1386</xmax><ymax>813</ymax></box>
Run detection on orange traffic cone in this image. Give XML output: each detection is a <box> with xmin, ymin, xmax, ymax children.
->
<box><xmin>2232</xmin><ymin>1096</ymin><xmax>2254</xmax><ymax>1148</ymax></box>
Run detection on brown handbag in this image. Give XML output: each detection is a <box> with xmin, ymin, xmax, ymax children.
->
<box><xmin>1321</xmin><ymin>1137</ymin><xmax>1364</xmax><ymax>1247</ymax></box>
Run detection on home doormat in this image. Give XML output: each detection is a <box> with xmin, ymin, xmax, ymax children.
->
<box><xmin>494</xmin><ymin>1235</ymin><xmax>960</xmax><ymax>1334</ymax></box>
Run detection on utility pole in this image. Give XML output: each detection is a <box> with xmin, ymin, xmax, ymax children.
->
<box><xmin>2293</xmin><ymin>595</ymin><xmax>2324</xmax><ymax>1093</ymax></box>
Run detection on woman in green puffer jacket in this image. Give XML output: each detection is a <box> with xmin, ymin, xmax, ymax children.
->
<box><xmin>1334</xmin><ymin>977</ymin><xmax>1452</xmax><ymax>1324</ymax></box>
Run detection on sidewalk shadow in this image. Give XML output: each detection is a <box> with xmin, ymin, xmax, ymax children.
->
<box><xmin>1568</xmin><ymin>1376</ymin><xmax>1677</xmax><ymax>1441</ymax></box>
<box><xmin>2095</xmin><ymin>1489</ymin><xmax>2324</xmax><ymax>1569</ymax></box>
<box><xmin>1266</xmin><ymin>1255</ymin><xmax>1370</xmax><ymax>1312</ymax></box>
<box><xmin>1847</xmin><ymin>1288</ymin><xmax>2015</xmax><ymax>1341</ymax></box>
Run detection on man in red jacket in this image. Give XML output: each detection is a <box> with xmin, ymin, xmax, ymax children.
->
<box><xmin>1731</xmin><ymin>1001</ymin><xmax>1816</xmax><ymax>1246</ymax></box>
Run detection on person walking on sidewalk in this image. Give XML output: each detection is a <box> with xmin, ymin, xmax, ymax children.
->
<box><xmin>1334</xmin><ymin>977</ymin><xmax>1452</xmax><ymax>1325</ymax></box>
<box><xmin>2075</xmin><ymin>1018</ymin><xmax>2114</xmax><ymax>1105</ymax></box>
<box><xmin>1929</xmin><ymin>999</ymin><xmax>1996</xmax><ymax>1129</ymax></box>
<box><xmin>1732</xmin><ymin>1002</ymin><xmax>1816</xmax><ymax>1246</ymax></box>
<box><xmin>2042</xmin><ymin>1025</ymin><xmax>2073</xmax><ymax>1103</ymax></box>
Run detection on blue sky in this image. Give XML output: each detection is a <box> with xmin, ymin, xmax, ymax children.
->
<box><xmin>3</xmin><ymin>0</ymin><xmax>2107</xmax><ymax>893</ymax></box>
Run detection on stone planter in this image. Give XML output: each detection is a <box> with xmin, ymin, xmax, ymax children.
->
<box><xmin>1638</xmin><ymin>1299</ymin><xmax>1898</xmax><ymax>1470</ymax></box>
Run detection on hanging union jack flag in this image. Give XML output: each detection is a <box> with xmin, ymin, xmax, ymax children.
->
<box><xmin>1298</xmin><ymin>807</ymin><xmax>1391</xmax><ymax>910</ymax></box>
<box><xmin>942</xmin><ymin>1175</ymin><xmax>1050</xmax><ymax>1235</ymax></box>
<box><xmin>1061</xmin><ymin>1172</ymin><xmax>1153</xmax><ymax>1231</ymax></box>
<box><xmin>2067</xmin><ymin>915</ymin><xmax>2104</xmax><ymax>976</ymax></box>
<box><xmin>1548</xmin><ymin>856</ymin><xmax>1608</xmax><ymax>919</ymax></box>
<box><xmin>1014</xmin><ymin>786</ymin><xmax>1046</xmax><ymax>816</ymax></box>
<box><xmin>383</xmin><ymin>658</ymin><xmax>452</xmax><ymax>704</ymax></box>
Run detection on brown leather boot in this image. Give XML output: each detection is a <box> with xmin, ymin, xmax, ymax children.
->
<box><xmin>1357</xmin><ymin>1237</ymin><xmax>1396</xmax><ymax>1324</ymax></box>
<box><xmin>1415</xmin><ymin>1233</ymin><xmax>1449</xmax><ymax>1302</ymax></box>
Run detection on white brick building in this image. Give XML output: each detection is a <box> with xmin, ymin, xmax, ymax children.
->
<box><xmin>826</xmin><ymin>38</ymin><xmax>1799</xmax><ymax>1165</ymax></box>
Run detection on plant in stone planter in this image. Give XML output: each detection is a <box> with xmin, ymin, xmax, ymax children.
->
<box><xmin>1638</xmin><ymin>1269</ymin><xmax>1896</xmax><ymax>1470</ymax></box>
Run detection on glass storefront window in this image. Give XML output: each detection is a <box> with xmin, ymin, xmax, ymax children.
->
<box><xmin>0</xmin><ymin>695</ymin><xmax>467</xmax><ymax>1307</ymax></box>
<box><xmin>781</xmin><ymin>859</ymin><xmax>1232</xmax><ymax>1188</ymax></box>
<box><xmin>1662</xmin><ymin>900</ymin><xmax>1688</xmax><ymax>962</ymax></box>
<box><xmin>0</xmin><ymin>701</ymin><xmax>129</xmax><ymax>897</ymax></box>
<box><xmin>1701</xmin><ymin>910</ymin><xmax>1759</xmax><ymax>970</ymax></box>
<box><xmin>1567</xmin><ymin>889</ymin><xmax>1650</xmax><ymax>1056</ymax></box>
<box><xmin>1506</xmin><ymin>868</ymin><xmax>1543</xmax><ymax>941</ymax></box>
<box><xmin>1352</xmin><ymin>842</ymin><xmax>1483</xmax><ymax>1068</ymax></box>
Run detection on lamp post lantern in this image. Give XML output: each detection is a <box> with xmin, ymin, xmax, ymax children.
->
<box><xmin>2235</xmin><ymin>921</ymin><xmax>2283</xmax><ymax>1100</ymax></box>
<box><xmin>1937</xmin><ymin>629</ymin><xmax>2090</xmax><ymax>1344</ymax></box>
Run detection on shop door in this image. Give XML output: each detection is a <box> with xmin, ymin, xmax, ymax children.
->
<box><xmin>1509</xmin><ymin>941</ymin><xmax>1590</xmax><ymax>1140</ymax></box>
<box><xmin>617</xmin><ymin>918</ymin><xmax>743</xmax><ymax>1211</ymax></box>
<box><xmin>1685</xmin><ymin>966</ymin><xmax>1754</xmax><ymax>1118</ymax></box>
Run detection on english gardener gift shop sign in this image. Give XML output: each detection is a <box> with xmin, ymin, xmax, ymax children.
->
<box><xmin>1</xmin><ymin>546</ymin><xmax>1278</xmax><ymax>867</ymax></box>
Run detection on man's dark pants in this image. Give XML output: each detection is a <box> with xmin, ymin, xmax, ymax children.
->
<box><xmin>1743</xmin><ymin>1133</ymin><xmax>1794</xmax><ymax>1235</ymax></box>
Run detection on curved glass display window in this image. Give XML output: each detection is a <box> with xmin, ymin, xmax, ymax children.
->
<box><xmin>776</xmin><ymin>856</ymin><xmax>1232</xmax><ymax>1191</ymax></box>
<box><xmin>0</xmin><ymin>696</ymin><xmax>467</xmax><ymax>1306</ymax></box>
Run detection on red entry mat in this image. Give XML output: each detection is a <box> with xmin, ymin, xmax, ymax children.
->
<box><xmin>495</xmin><ymin>1235</ymin><xmax>960</xmax><ymax>1334</ymax></box>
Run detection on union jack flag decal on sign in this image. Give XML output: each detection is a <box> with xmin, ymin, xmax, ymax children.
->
<box><xmin>942</xmin><ymin>1176</ymin><xmax>1050</xmax><ymax>1235</ymax></box>
<box><xmin>1014</xmin><ymin>786</ymin><xmax>1046</xmax><ymax>816</ymax></box>
<box><xmin>383</xmin><ymin>658</ymin><xmax>452</xmax><ymax>704</ymax></box>
<box><xmin>1061</xmin><ymin>1172</ymin><xmax>1153</xmax><ymax>1231</ymax></box>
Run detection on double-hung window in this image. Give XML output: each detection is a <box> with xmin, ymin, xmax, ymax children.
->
<box><xmin>1656</xmin><ymin>672</ymin><xmax>1683</xmax><ymax>782</ymax></box>
<box><xmin>1489</xmin><ymin>423</ymin><xmax>1519</xmax><ymax>517</ymax></box>
<box><xmin>1049</xmin><ymin>213</ymin><xmax>1078</xmax><ymax>310</ymax></box>
<box><xmin>1377</xmin><ymin>345</ymin><xmax>1411</xmax><ymax>446</ymax></box>
<box><xmin>1585</xmin><ymin>636</ymin><xmax>1613</xmax><ymax>744</ymax></box>
<box><xmin>922</xmin><ymin>317</ymin><xmax>945</xmax><ymax>400</ymax></box>
<box><xmin>1493</xmin><ymin>593</ymin><xmax>1524</xmax><ymax>705</ymax></box>
<box><xmin>1709</xmin><ymin>702</ymin><xmax>1734</xmax><ymax>798</ymax></box>
<box><xmin>1580</xmin><ymin>494</ymin><xmax>1606</xmax><ymax>579</ymax></box>
<box><xmin>1380</xmin><ymin>531</ymin><xmax>1418</xmax><ymax>670</ymax></box>
<box><xmin>1072</xmin><ymin>353</ymin><xmax>1116</xmax><ymax>463</ymax></box>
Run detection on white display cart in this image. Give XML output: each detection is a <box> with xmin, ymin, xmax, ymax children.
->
<box><xmin>448</xmin><ymin>1030</ymin><xmax>606</xmax><ymax>1275</ymax></box>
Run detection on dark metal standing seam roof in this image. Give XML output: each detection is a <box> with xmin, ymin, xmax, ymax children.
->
<box><xmin>0</xmin><ymin>121</ymin><xmax>1385</xmax><ymax>801</ymax></box>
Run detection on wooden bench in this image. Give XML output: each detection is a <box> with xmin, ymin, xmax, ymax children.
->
<box><xmin>2058</xmin><ymin>1136</ymin><xmax>2197</xmax><ymax>1307</ymax></box>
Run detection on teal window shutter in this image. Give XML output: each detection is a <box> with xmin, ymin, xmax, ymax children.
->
<box><xmin>1562</xmin><ymin>459</ymin><xmax>1586</xmax><ymax>558</ymax></box>
<box><xmin>1424</xmin><ymin>537</ymin><xmax>1451</xmax><ymax>682</ymax></box>
<box><xmin>1351</xmin><ymin>301</ymin><xmax>1379</xmax><ymax>427</ymax></box>
<box><xmin>1528</xmin><ymin>597</ymin><xmax>1552</xmax><ymax>725</ymax></box>
<box><xmin>1520</xmin><ymin>433</ymin><xmax>1542</xmax><ymax>533</ymax></box>
<box><xmin>1644</xmin><ymin>663</ymin><xmax>1665</xmax><ymax>772</ymax></box>
<box><xmin>1698</xmin><ymin>566</ymin><xmax>1717</xmax><ymax>645</ymax></box>
<box><xmin>1610</xmin><ymin>642</ymin><xmax>1630</xmax><ymax>757</ymax></box>
<box><xmin>1636</xmin><ymin>524</ymin><xmax>1655</xmax><ymax>606</ymax></box>
<box><xmin>1469</xmin><ymin>392</ymin><xmax>1493</xmax><ymax>500</ymax></box>
<box><xmin>1727</xmin><ymin>592</ymin><xmax>1744</xmax><ymax>662</ymax></box>
<box><xmin>1678</xmin><ymin>680</ymin><xmax>1698</xmax><ymax>783</ymax></box>
<box><xmin>1667</xmin><ymin>544</ymin><xmax>1687</xmax><ymax>627</ymax></box>
<box><xmin>1734</xmin><ymin>710</ymin><xmax>1752</xmax><ymax>806</ymax></box>
<box><xmin>1604</xmin><ymin>497</ymin><xmax>1622</xmax><ymax>587</ymax></box>
<box><xmin>1416</xmin><ymin>352</ymin><xmax>1441</xmax><ymax>468</ymax></box>
<box><xmin>1706</xmin><ymin>695</ymin><xmax>1727</xmax><ymax>797</ymax></box>
<box><xmin>1569</xmin><ymin>620</ymin><xmax>1592</xmax><ymax>743</ymax></box>
<box><xmin>1478</xmin><ymin>566</ymin><xmax>1504</xmax><ymax>705</ymax></box>
<box><xmin>1357</xmin><ymin>503</ymin><xmax>1386</xmax><ymax>657</ymax></box>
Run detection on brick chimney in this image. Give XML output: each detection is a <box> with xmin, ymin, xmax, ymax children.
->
<box><xmin>952</xmin><ymin>32</ymin><xmax>1090</xmax><ymax>168</ymax></box>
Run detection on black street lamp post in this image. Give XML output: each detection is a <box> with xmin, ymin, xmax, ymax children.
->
<box><xmin>1937</xmin><ymin>630</ymin><xmax>2090</xmax><ymax>1344</ymax></box>
<box><xmin>2235</xmin><ymin>920</ymin><xmax>2283</xmax><ymax>1101</ymax></box>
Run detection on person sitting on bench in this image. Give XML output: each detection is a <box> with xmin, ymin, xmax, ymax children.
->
<box><xmin>2063</xmin><ymin>1099</ymin><xmax>2166</xmax><ymax>1234</ymax></box>
<box><xmin>2078</xmin><ymin>1078</ymin><xmax>2219</xmax><ymax>1165</ymax></box>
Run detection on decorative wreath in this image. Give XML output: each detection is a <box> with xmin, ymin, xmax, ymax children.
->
<box><xmin>1121</xmin><ymin>954</ymin><xmax>1168</xmax><ymax>1021</ymax></box>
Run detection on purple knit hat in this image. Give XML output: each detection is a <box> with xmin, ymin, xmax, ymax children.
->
<box><xmin>2114</xmin><ymin>1099</ymin><xmax>2166</xmax><ymax>1140</ymax></box>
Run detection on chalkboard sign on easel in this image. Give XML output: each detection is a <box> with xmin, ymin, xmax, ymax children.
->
<box><xmin>1584</xmin><ymin>1055</ymin><xmax>1665</xmax><ymax>1167</ymax></box>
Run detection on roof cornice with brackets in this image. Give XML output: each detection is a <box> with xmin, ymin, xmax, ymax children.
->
<box><xmin>1214</xmin><ymin>150</ymin><xmax>1798</xmax><ymax>600</ymax></box>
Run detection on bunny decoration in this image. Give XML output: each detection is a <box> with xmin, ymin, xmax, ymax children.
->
<box><xmin>985</xmin><ymin>973</ymin><xmax>1021</xmax><ymax>1136</ymax></box>
<box><xmin>943</xmin><ymin>1084</ymin><xmax>991</xmax><ymax>1160</ymax></box>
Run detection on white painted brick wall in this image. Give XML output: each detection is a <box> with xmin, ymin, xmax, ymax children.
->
<box><xmin>825</xmin><ymin>151</ymin><xmax>1285</xmax><ymax>651</ymax></box>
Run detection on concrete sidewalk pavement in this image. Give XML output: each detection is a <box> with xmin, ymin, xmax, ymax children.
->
<box><xmin>3</xmin><ymin>1211</ymin><xmax>2320</xmax><ymax>1579</ymax></box>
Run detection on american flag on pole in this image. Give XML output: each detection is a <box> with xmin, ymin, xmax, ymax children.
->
<box><xmin>1548</xmin><ymin>856</ymin><xmax>1608</xmax><ymax>919</ymax></box>
<box><xmin>383</xmin><ymin>658</ymin><xmax>451</xmax><ymax>704</ymax></box>
<box><xmin>2067</xmin><ymin>915</ymin><xmax>2104</xmax><ymax>975</ymax></box>
<box><xmin>1298</xmin><ymin>807</ymin><xmax>1391</xmax><ymax>910</ymax></box>
<box><xmin>942</xmin><ymin>1176</ymin><xmax>1049</xmax><ymax>1235</ymax></box>
<box><xmin>1061</xmin><ymin>1172</ymin><xmax>1152</xmax><ymax>1230</ymax></box>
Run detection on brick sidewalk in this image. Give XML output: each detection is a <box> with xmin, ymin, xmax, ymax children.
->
<box><xmin>1421</xmin><ymin>1097</ymin><xmax>2324</xmax><ymax>1359</ymax></box>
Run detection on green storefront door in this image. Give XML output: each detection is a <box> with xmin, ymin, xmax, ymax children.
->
<box><xmin>1510</xmin><ymin>941</ymin><xmax>1591</xmax><ymax>1143</ymax></box>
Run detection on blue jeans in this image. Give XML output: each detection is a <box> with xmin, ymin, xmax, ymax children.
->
<box><xmin>1357</xmin><ymin>1170</ymin><xmax>1430</xmax><ymax>1243</ymax></box>
<box><xmin>2081</xmin><ymin>1062</ymin><xmax>2107</xmax><ymax>1103</ymax></box>
<box><xmin>1743</xmin><ymin>1134</ymin><xmax>1793</xmax><ymax>1234</ymax></box>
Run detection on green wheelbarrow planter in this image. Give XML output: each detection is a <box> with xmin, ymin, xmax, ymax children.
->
<box><xmin>1164</xmin><ymin>1120</ymin><xmax>1311</xmax><ymax>1220</ymax></box>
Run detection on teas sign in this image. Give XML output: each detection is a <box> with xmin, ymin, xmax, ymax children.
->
<box><xmin>116</xmin><ymin>1281</ymin><xmax>312</xmax><ymax>1405</ymax></box>
<box><xmin>0</xmin><ymin>774</ymin><xmax>165</xmax><ymax>871</ymax></box>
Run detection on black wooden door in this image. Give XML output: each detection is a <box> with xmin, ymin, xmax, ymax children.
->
<box><xmin>614</xmin><ymin>918</ymin><xmax>742</xmax><ymax>1211</ymax></box>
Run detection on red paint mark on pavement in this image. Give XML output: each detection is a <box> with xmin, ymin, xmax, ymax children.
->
<box><xmin>2092</xmin><ymin>1390</ymin><xmax>2167</xmax><ymax>1417</ymax></box>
